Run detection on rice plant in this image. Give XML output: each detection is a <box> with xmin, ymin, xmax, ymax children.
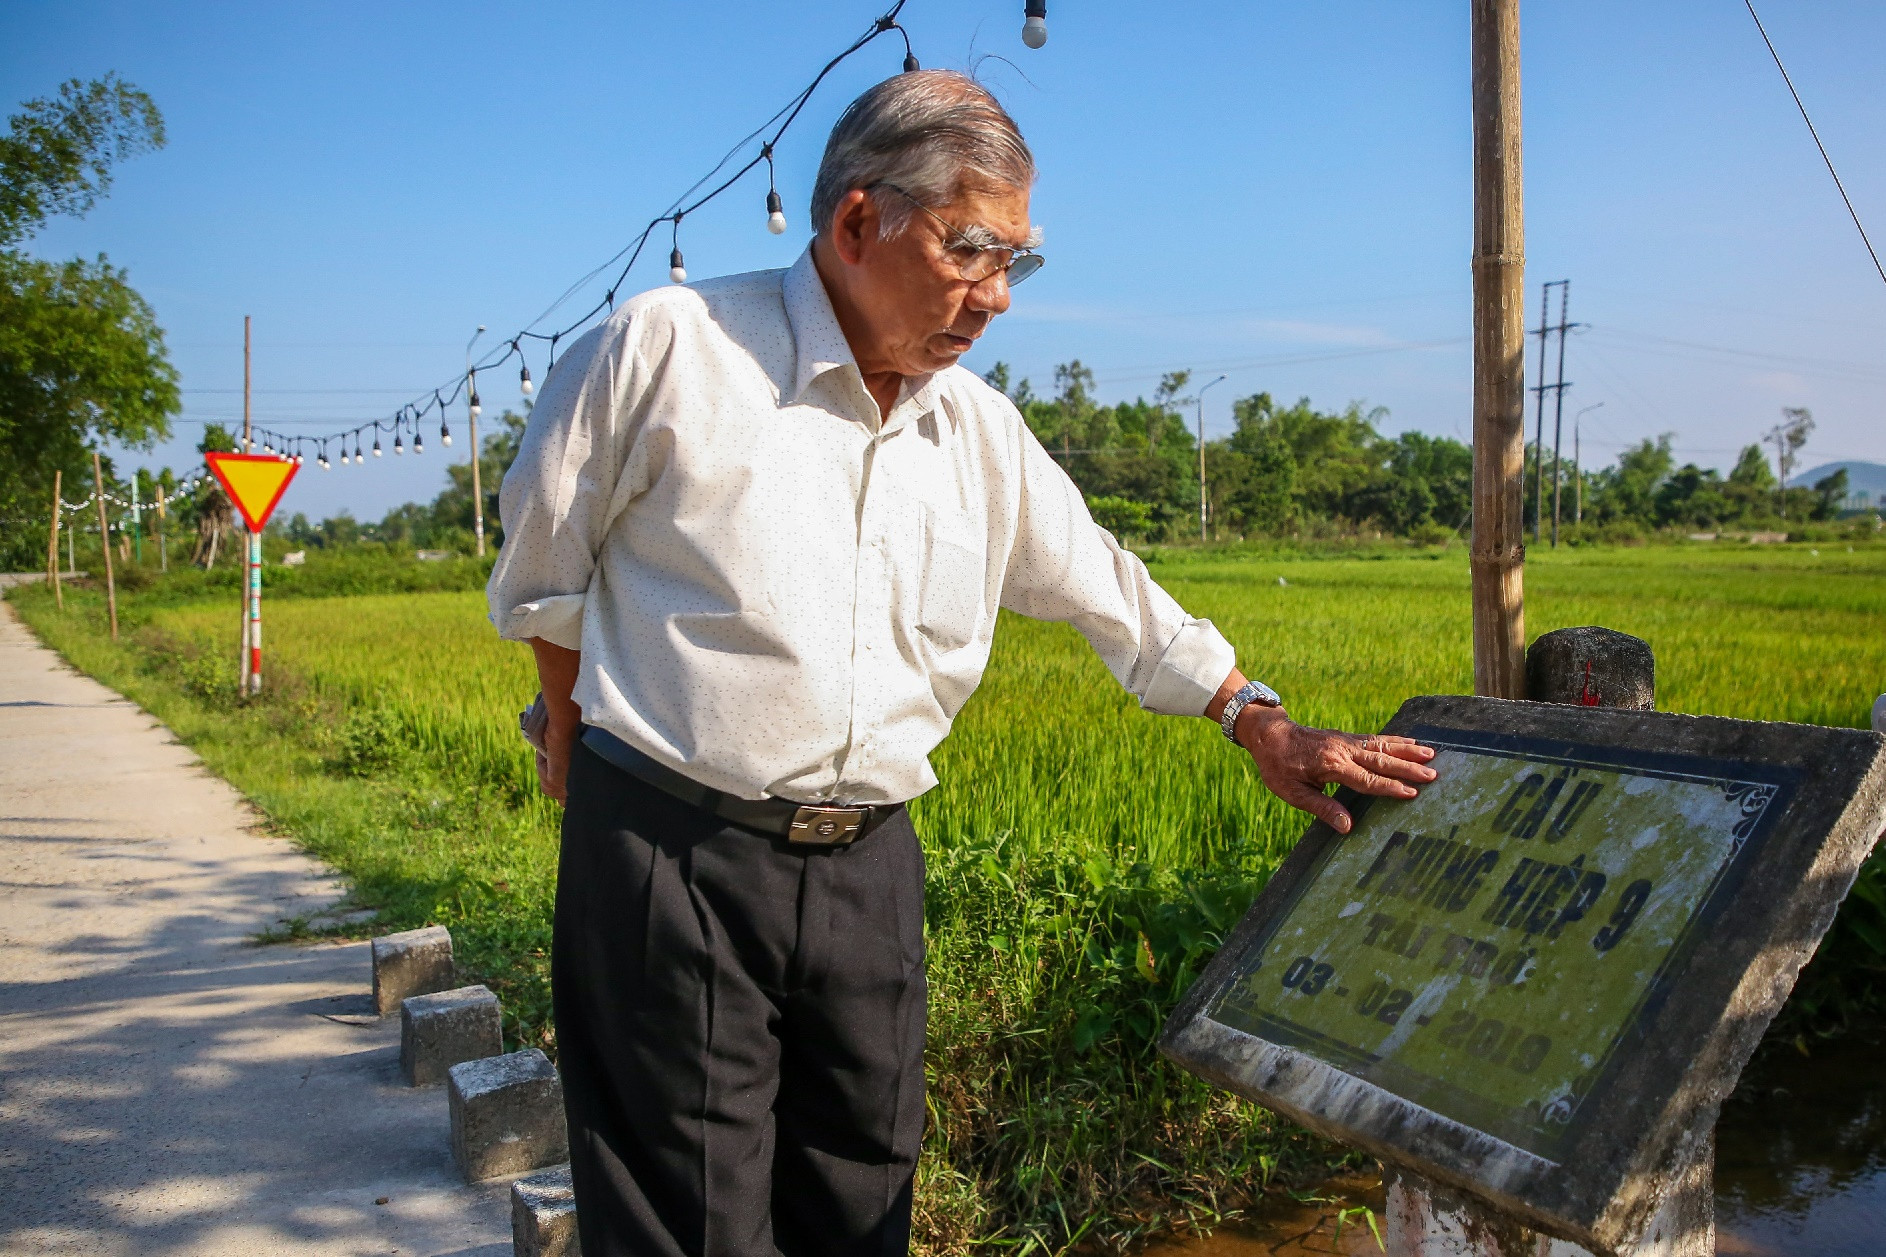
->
<box><xmin>9</xmin><ymin>539</ymin><xmax>1883</xmax><ymax>1252</ymax></box>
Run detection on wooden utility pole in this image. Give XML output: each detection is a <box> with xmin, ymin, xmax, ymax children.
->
<box><xmin>92</xmin><ymin>451</ymin><xmax>118</xmax><ymax>640</ymax></box>
<box><xmin>1469</xmin><ymin>0</ymin><xmax>1527</xmax><ymax>701</ymax></box>
<box><xmin>47</xmin><ymin>470</ymin><xmax>63</xmax><ymax>609</ymax></box>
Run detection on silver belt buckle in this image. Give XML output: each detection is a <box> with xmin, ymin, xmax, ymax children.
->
<box><xmin>788</xmin><ymin>805</ymin><xmax>868</xmax><ymax>845</ymax></box>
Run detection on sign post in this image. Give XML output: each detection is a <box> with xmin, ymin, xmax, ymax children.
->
<box><xmin>1162</xmin><ymin>691</ymin><xmax>1886</xmax><ymax>1256</ymax></box>
<box><xmin>204</xmin><ymin>452</ymin><xmax>298</xmax><ymax>696</ymax></box>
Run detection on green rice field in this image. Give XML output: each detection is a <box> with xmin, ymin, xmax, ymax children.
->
<box><xmin>10</xmin><ymin>540</ymin><xmax>1885</xmax><ymax>1252</ymax></box>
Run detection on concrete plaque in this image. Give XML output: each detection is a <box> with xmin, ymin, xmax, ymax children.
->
<box><xmin>1162</xmin><ymin>696</ymin><xmax>1886</xmax><ymax>1254</ymax></box>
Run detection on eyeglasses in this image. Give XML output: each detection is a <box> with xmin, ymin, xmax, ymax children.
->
<box><xmin>872</xmin><ymin>182</ymin><xmax>1045</xmax><ymax>286</ymax></box>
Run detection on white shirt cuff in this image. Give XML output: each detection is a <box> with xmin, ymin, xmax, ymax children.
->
<box><xmin>1139</xmin><ymin>617</ymin><xmax>1237</xmax><ymax>716</ymax></box>
<box><xmin>502</xmin><ymin>594</ymin><xmax>586</xmax><ymax>650</ymax></box>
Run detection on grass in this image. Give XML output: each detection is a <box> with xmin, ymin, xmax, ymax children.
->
<box><xmin>9</xmin><ymin>538</ymin><xmax>1886</xmax><ymax>1252</ymax></box>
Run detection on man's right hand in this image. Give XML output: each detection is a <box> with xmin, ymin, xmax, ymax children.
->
<box><xmin>537</xmin><ymin>720</ymin><xmax>580</xmax><ymax>804</ymax></box>
<box><xmin>527</xmin><ymin>638</ymin><xmax>584</xmax><ymax>806</ymax></box>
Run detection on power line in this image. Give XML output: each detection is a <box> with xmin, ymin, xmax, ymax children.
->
<box><xmin>1743</xmin><ymin>0</ymin><xmax>1886</xmax><ymax>288</ymax></box>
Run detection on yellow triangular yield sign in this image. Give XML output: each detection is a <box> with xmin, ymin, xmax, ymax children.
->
<box><xmin>205</xmin><ymin>452</ymin><xmax>299</xmax><ymax>532</ymax></box>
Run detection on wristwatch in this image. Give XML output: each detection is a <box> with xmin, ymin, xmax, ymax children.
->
<box><xmin>1220</xmin><ymin>680</ymin><xmax>1283</xmax><ymax>743</ymax></box>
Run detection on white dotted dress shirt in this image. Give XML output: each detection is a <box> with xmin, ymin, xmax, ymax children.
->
<box><xmin>488</xmin><ymin>246</ymin><xmax>1236</xmax><ymax>805</ymax></box>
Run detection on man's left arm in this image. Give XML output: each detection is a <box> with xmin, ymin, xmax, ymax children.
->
<box><xmin>997</xmin><ymin>420</ymin><xmax>1434</xmax><ymax>831</ymax></box>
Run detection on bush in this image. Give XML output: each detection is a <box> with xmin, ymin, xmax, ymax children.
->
<box><xmin>335</xmin><ymin>706</ymin><xmax>408</xmax><ymax>776</ymax></box>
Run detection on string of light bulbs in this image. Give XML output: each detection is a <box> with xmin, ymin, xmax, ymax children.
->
<box><xmin>239</xmin><ymin>0</ymin><xmax>1050</xmax><ymax>474</ymax></box>
<box><xmin>59</xmin><ymin>476</ymin><xmax>211</xmax><ymax>515</ymax></box>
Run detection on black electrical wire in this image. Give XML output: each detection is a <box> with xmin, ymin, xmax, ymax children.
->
<box><xmin>1744</xmin><ymin>0</ymin><xmax>1886</xmax><ymax>288</ymax></box>
<box><xmin>275</xmin><ymin>0</ymin><xmax>917</xmax><ymax>466</ymax></box>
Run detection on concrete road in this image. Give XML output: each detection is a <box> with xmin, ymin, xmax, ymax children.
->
<box><xmin>0</xmin><ymin>598</ymin><xmax>510</xmax><ymax>1256</ymax></box>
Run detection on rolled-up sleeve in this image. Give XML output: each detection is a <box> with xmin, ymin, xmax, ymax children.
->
<box><xmin>997</xmin><ymin>424</ymin><xmax>1235</xmax><ymax>716</ymax></box>
<box><xmin>486</xmin><ymin>321</ymin><xmax>647</xmax><ymax>651</ymax></box>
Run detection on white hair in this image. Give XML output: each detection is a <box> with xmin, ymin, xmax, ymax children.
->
<box><xmin>810</xmin><ymin>70</ymin><xmax>1036</xmax><ymax>241</ymax></box>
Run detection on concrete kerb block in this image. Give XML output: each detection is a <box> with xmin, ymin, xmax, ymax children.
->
<box><xmin>372</xmin><ymin>925</ymin><xmax>455</xmax><ymax>1014</ymax></box>
<box><xmin>400</xmin><ymin>985</ymin><xmax>502</xmax><ymax>1086</ymax></box>
<box><xmin>1526</xmin><ymin>625</ymin><xmax>1655</xmax><ymax>710</ymax></box>
<box><xmin>449</xmin><ymin>1049</ymin><xmax>569</xmax><ymax>1183</ymax></box>
<box><xmin>511</xmin><ymin>1163</ymin><xmax>577</xmax><ymax>1257</ymax></box>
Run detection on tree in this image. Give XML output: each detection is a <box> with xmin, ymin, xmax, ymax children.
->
<box><xmin>188</xmin><ymin>424</ymin><xmax>236</xmax><ymax>567</ymax></box>
<box><xmin>0</xmin><ymin>74</ymin><xmax>165</xmax><ymax>248</ymax></box>
<box><xmin>1812</xmin><ymin>468</ymin><xmax>1851</xmax><ymax>520</ymax></box>
<box><xmin>421</xmin><ymin>408</ymin><xmax>528</xmax><ymax>550</ymax></box>
<box><xmin>1765</xmin><ymin>407</ymin><xmax>1814</xmax><ymax>519</ymax></box>
<box><xmin>1589</xmin><ymin>436</ymin><xmax>1674</xmax><ymax>525</ymax></box>
<box><xmin>1654</xmin><ymin>464</ymin><xmax>1732</xmax><ymax>528</ymax></box>
<box><xmin>1150</xmin><ymin>371</ymin><xmax>1191</xmax><ymax>453</ymax></box>
<box><xmin>0</xmin><ymin>75</ymin><xmax>174</xmax><ymax>570</ymax></box>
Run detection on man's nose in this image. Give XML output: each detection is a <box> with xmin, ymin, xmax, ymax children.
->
<box><xmin>964</xmin><ymin>268</ymin><xmax>1011</xmax><ymax>316</ymax></box>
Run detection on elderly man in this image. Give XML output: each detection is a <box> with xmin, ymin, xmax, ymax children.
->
<box><xmin>489</xmin><ymin>70</ymin><xmax>1433</xmax><ymax>1257</ymax></box>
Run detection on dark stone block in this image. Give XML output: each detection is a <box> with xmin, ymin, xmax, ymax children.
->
<box><xmin>511</xmin><ymin>1163</ymin><xmax>576</xmax><ymax>1257</ymax></box>
<box><xmin>449</xmin><ymin>1048</ymin><xmax>568</xmax><ymax>1183</ymax></box>
<box><xmin>372</xmin><ymin>925</ymin><xmax>455</xmax><ymax>1014</ymax></box>
<box><xmin>1162</xmin><ymin>695</ymin><xmax>1886</xmax><ymax>1254</ymax></box>
<box><xmin>400</xmin><ymin>984</ymin><xmax>501</xmax><ymax>1086</ymax></box>
<box><xmin>1527</xmin><ymin>627</ymin><xmax>1655</xmax><ymax>711</ymax></box>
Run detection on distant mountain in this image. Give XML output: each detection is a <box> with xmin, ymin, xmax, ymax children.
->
<box><xmin>1790</xmin><ymin>460</ymin><xmax>1886</xmax><ymax>506</ymax></box>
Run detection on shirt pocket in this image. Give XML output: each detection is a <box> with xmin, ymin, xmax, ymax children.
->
<box><xmin>918</xmin><ymin>504</ymin><xmax>986</xmax><ymax>652</ymax></box>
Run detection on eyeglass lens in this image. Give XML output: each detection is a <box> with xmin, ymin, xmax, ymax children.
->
<box><xmin>960</xmin><ymin>249</ymin><xmax>1043</xmax><ymax>286</ymax></box>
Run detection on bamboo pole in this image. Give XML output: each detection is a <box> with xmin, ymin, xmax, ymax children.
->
<box><xmin>156</xmin><ymin>483</ymin><xmax>168</xmax><ymax>573</ymax></box>
<box><xmin>92</xmin><ymin>451</ymin><xmax>118</xmax><ymax>640</ymax></box>
<box><xmin>1469</xmin><ymin>0</ymin><xmax>1527</xmax><ymax>700</ymax></box>
<box><xmin>47</xmin><ymin>471</ymin><xmax>63</xmax><ymax>609</ymax></box>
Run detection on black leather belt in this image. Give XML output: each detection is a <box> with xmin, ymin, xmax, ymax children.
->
<box><xmin>579</xmin><ymin>727</ymin><xmax>903</xmax><ymax>844</ymax></box>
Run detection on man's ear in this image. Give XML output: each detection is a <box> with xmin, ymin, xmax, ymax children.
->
<box><xmin>828</xmin><ymin>189</ymin><xmax>879</xmax><ymax>266</ymax></box>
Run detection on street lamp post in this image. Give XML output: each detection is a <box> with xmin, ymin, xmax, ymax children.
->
<box><xmin>1197</xmin><ymin>374</ymin><xmax>1227</xmax><ymax>542</ymax></box>
<box><xmin>466</xmin><ymin>325</ymin><xmax>486</xmax><ymax>557</ymax></box>
<box><xmin>1573</xmin><ymin>402</ymin><xmax>1603</xmax><ymax>526</ymax></box>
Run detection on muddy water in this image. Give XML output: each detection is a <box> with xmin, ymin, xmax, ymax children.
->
<box><xmin>1714</xmin><ymin>1019</ymin><xmax>1886</xmax><ymax>1255</ymax></box>
<box><xmin>1145</xmin><ymin>1023</ymin><xmax>1886</xmax><ymax>1255</ymax></box>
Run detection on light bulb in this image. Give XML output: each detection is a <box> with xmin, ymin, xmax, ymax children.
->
<box><xmin>1022</xmin><ymin>0</ymin><xmax>1047</xmax><ymax>48</ymax></box>
<box><xmin>670</xmin><ymin>246</ymin><xmax>687</xmax><ymax>283</ymax></box>
<box><xmin>520</xmin><ymin>363</ymin><xmax>534</xmax><ymax>395</ymax></box>
<box><xmin>394</xmin><ymin>433</ymin><xmax>404</xmax><ymax>455</ymax></box>
<box><xmin>766</xmin><ymin>189</ymin><xmax>787</xmax><ymax>235</ymax></box>
<box><xmin>414</xmin><ymin>432</ymin><xmax>424</xmax><ymax>454</ymax></box>
<box><xmin>903</xmin><ymin>52</ymin><xmax>920</xmax><ymax>73</ymax></box>
<box><xmin>373</xmin><ymin>436</ymin><xmax>383</xmax><ymax>457</ymax></box>
<box><xmin>469</xmin><ymin>389</ymin><xmax>481</xmax><ymax>421</ymax></box>
<box><xmin>441</xmin><ymin>422</ymin><xmax>453</xmax><ymax>448</ymax></box>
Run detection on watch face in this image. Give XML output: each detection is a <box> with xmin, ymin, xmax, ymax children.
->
<box><xmin>1250</xmin><ymin>681</ymin><xmax>1282</xmax><ymax>707</ymax></box>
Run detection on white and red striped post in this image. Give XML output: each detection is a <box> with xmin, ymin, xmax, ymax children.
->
<box><xmin>247</xmin><ymin>530</ymin><xmax>263</xmax><ymax>694</ymax></box>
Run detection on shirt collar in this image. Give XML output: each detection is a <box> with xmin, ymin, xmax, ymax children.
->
<box><xmin>782</xmin><ymin>246</ymin><xmax>857</xmax><ymax>406</ymax></box>
<box><xmin>781</xmin><ymin>245</ymin><xmax>941</xmax><ymax>426</ymax></box>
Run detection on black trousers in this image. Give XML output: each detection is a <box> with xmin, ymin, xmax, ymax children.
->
<box><xmin>555</xmin><ymin>740</ymin><xmax>927</xmax><ymax>1257</ymax></box>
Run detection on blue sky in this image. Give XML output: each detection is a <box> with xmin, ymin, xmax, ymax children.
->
<box><xmin>7</xmin><ymin>1</ymin><xmax>1884</xmax><ymax>523</ymax></box>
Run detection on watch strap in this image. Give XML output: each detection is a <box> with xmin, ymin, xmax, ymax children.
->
<box><xmin>1220</xmin><ymin>680</ymin><xmax>1282</xmax><ymax>742</ymax></box>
